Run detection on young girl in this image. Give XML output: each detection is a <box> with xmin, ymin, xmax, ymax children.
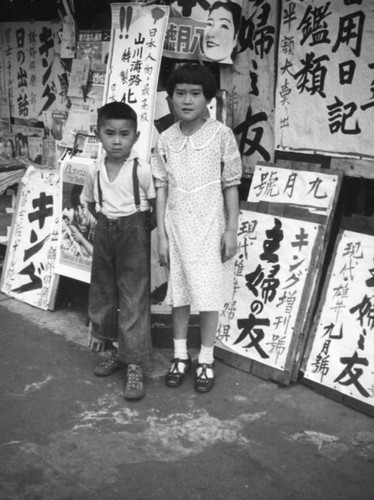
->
<box><xmin>151</xmin><ymin>63</ymin><xmax>242</xmax><ymax>393</ymax></box>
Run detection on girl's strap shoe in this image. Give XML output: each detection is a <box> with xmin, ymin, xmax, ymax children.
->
<box><xmin>195</xmin><ymin>363</ymin><xmax>215</xmax><ymax>393</ymax></box>
<box><xmin>165</xmin><ymin>355</ymin><xmax>192</xmax><ymax>387</ymax></box>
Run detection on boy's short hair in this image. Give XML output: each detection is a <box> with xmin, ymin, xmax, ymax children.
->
<box><xmin>97</xmin><ymin>101</ymin><xmax>138</xmax><ymax>130</ymax></box>
<box><xmin>166</xmin><ymin>63</ymin><xmax>217</xmax><ymax>100</ymax></box>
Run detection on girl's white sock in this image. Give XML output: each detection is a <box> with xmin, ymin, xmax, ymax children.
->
<box><xmin>198</xmin><ymin>344</ymin><xmax>214</xmax><ymax>365</ymax></box>
<box><xmin>174</xmin><ymin>338</ymin><xmax>189</xmax><ymax>360</ymax></box>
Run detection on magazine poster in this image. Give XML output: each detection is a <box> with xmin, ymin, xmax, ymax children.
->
<box><xmin>55</xmin><ymin>156</ymin><xmax>97</xmax><ymax>284</ymax></box>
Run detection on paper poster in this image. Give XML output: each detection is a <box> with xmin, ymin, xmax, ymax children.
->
<box><xmin>27</xmin><ymin>137</ymin><xmax>44</xmax><ymax>165</ymax></box>
<box><xmin>76</xmin><ymin>30</ymin><xmax>110</xmax><ymax>67</ymax></box>
<box><xmin>0</xmin><ymin>29</ymin><xmax>11</xmax><ymax>134</ymax></box>
<box><xmin>0</xmin><ymin>134</ymin><xmax>16</xmax><ymax>162</ymax></box>
<box><xmin>55</xmin><ymin>156</ymin><xmax>96</xmax><ymax>284</ymax></box>
<box><xmin>304</xmin><ymin>230</ymin><xmax>374</xmax><ymax>408</ymax></box>
<box><xmin>67</xmin><ymin>59</ymin><xmax>91</xmax><ymax>99</ymax></box>
<box><xmin>275</xmin><ymin>0</ymin><xmax>374</xmax><ymax>158</ymax></box>
<box><xmin>218</xmin><ymin>208</ymin><xmax>320</xmax><ymax>371</ymax></box>
<box><xmin>8</xmin><ymin>125</ymin><xmax>44</xmax><ymax>165</ymax></box>
<box><xmin>220</xmin><ymin>0</ymin><xmax>279</xmax><ymax>174</ymax></box>
<box><xmin>43</xmin><ymin>138</ymin><xmax>57</xmax><ymax>169</ymax></box>
<box><xmin>61</xmin><ymin>15</ymin><xmax>76</xmax><ymax>58</ymax></box>
<box><xmin>60</xmin><ymin>102</ymin><xmax>92</xmax><ymax>148</ymax></box>
<box><xmin>248</xmin><ymin>164</ymin><xmax>339</xmax><ymax>216</ymax></box>
<box><xmin>164</xmin><ymin>0</ymin><xmax>243</xmax><ymax>64</ymax></box>
<box><xmin>0</xmin><ymin>166</ymin><xmax>61</xmax><ymax>310</ymax></box>
<box><xmin>103</xmin><ymin>3</ymin><xmax>170</xmax><ymax>161</ymax></box>
<box><xmin>0</xmin><ymin>21</ymin><xmax>68</xmax><ymax>121</ymax></box>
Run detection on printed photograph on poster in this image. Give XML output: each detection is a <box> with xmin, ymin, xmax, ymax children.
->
<box><xmin>0</xmin><ymin>134</ymin><xmax>16</xmax><ymax>161</ymax></box>
<box><xmin>55</xmin><ymin>156</ymin><xmax>97</xmax><ymax>284</ymax></box>
<box><xmin>164</xmin><ymin>0</ymin><xmax>243</xmax><ymax>64</ymax></box>
<box><xmin>304</xmin><ymin>230</ymin><xmax>374</xmax><ymax>409</ymax></box>
<box><xmin>0</xmin><ymin>166</ymin><xmax>61</xmax><ymax>310</ymax></box>
<box><xmin>12</xmin><ymin>125</ymin><xmax>44</xmax><ymax>164</ymax></box>
<box><xmin>76</xmin><ymin>30</ymin><xmax>110</xmax><ymax>66</ymax></box>
<box><xmin>218</xmin><ymin>208</ymin><xmax>321</xmax><ymax>372</ymax></box>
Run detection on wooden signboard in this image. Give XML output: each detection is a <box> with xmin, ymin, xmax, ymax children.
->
<box><xmin>215</xmin><ymin>162</ymin><xmax>342</xmax><ymax>383</ymax></box>
<box><xmin>216</xmin><ymin>202</ymin><xmax>324</xmax><ymax>385</ymax></box>
<box><xmin>0</xmin><ymin>166</ymin><xmax>60</xmax><ymax>310</ymax></box>
<box><xmin>302</xmin><ymin>220</ymin><xmax>374</xmax><ymax>417</ymax></box>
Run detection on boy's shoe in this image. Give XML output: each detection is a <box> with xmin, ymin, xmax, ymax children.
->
<box><xmin>94</xmin><ymin>351</ymin><xmax>123</xmax><ymax>377</ymax></box>
<box><xmin>165</xmin><ymin>355</ymin><xmax>192</xmax><ymax>387</ymax></box>
<box><xmin>194</xmin><ymin>363</ymin><xmax>215</xmax><ymax>393</ymax></box>
<box><xmin>124</xmin><ymin>364</ymin><xmax>145</xmax><ymax>400</ymax></box>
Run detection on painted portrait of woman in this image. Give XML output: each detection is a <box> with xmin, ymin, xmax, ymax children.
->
<box><xmin>203</xmin><ymin>0</ymin><xmax>242</xmax><ymax>64</ymax></box>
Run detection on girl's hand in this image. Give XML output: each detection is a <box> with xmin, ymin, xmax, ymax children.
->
<box><xmin>221</xmin><ymin>229</ymin><xmax>237</xmax><ymax>263</ymax></box>
<box><xmin>158</xmin><ymin>234</ymin><xmax>170</xmax><ymax>268</ymax></box>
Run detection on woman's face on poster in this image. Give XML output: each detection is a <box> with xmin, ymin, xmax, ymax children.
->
<box><xmin>20</xmin><ymin>140</ymin><xmax>29</xmax><ymax>158</ymax></box>
<box><xmin>203</xmin><ymin>5</ymin><xmax>237</xmax><ymax>63</ymax></box>
<box><xmin>5</xmin><ymin>140</ymin><xmax>15</xmax><ymax>159</ymax></box>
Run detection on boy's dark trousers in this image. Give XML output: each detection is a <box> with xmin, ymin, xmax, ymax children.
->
<box><xmin>89</xmin><ymin>211</ymin><xmax>153</xmax><ymax>365</ymax></box>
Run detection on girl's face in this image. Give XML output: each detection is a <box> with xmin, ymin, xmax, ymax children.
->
<box><xmin>204</xmin><ymin>7</ymin><xmax>237</xmax><ymax>62</ymax></box>
<box><xmin>172</xmin><ymin>83</ymin><xmax>210</xmax><ymax>126</ymax></box>
<box><xmin>75</xmin><ymin>201</ymin><xmax>88</xmax><ymax>228</ymax></box>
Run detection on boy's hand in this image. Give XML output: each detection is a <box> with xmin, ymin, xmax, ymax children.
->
<box><xmin>158</xmin><ymin>234</ymin><xmax>170</xmax><ymax>268</ymax></box>
<box><xmin>221</xmin><ymin>229</ymin><xmax>237</xmax><ymax>263</ymax></box>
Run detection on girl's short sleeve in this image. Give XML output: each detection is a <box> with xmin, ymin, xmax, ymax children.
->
<box><xmin>151</xmin><ymin>137</ymin><xmax>168</xmax><ymax>188</ymax></box>
<box><xmin>221</xmin><ymin>127</ymin><xmax>242</xmax><ymax>189</ymax></box>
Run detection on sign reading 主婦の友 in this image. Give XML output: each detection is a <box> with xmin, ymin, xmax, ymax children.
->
<box><xmin>304</xmin><ymin>229</ymin><xmax>374</xmax><ymax>411</ymax></box>
<box><xmin>104</xmin><ymin>3</ymin><xmax>169</xmax><ymax>161</ymax></box>
<box><xmin>217</xmin><ymin>207</ymin><xmax>322</xmax><ymax>382</ymax></box>
<box><xmin>0</xmin><ymin>166</ymin><xmax>60</xmax><ymax>310</ymax></box>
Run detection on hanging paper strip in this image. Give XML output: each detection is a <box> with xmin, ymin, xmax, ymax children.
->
<box><xmin>104</xmin><ymin>3</ymin><xmax>170</xmax><ymax>161</ymax></box>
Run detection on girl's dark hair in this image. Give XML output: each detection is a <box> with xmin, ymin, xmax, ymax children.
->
<box><xmin>71</xmin><ymin>184</ymin><xmax>83</xmax><ymax>209</ymax></box>
<box><xmin>166</xmin><ymin>63</ymin><xmax>217</xmax><ymax>100</ymax></box>
<box><xmin>97</xmin><ymin>101</ymin><xmax>137</xmax><ymax>129</ymax></box>
<box><xmin>209</xmin><ymin>1</ymin><xmax>242</xmax><ymax>36</ymax></box>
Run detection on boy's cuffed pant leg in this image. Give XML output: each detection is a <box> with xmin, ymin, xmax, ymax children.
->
<box><xmin>116</xmin><ymin>213</ymin><xmax>153</xmax><ymax>365</ymax></box>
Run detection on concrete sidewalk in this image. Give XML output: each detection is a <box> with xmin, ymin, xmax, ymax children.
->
<box><xmin>0</xmin><ymin>289</ymin><xmax>374</xmax><ymax>500</ymax></box>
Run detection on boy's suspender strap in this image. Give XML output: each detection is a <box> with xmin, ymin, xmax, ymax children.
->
<box><xmin>132</xmin><ymin>157</ymin><xmax>141</xmax><ymax>212</ymax></box>
<box><xmin>96</xmin><ymin>158</ymin><xmax>140</xmax><ymax>213</ymax></box>
<box><xmin>97</xmin><ymin>171</ymin><xmax>103</xmax><ymax>209</ymax></box>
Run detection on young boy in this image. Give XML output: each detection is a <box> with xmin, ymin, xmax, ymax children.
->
<box><xmin>82</xmin><ymin>101</ymin><xmax>155</xmax><ymax>400</ymax></box>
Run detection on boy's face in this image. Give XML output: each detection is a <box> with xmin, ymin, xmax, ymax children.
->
<box><xmin>96</xmin><ymin>118</ymin><xmax>139</xmax><ymax>162</ymax></box>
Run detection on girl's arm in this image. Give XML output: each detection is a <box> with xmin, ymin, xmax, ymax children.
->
<box><xmin>156</xmin><ymin>186</ymin><xmax>169</xmax><ymax>267</ymax></box>
<box><xmin>87</xmin><ymin>201</ymin><xmax>97</xmax><ymax>219</ymax></box>
<box><xmin>221</xmin><ymin>185</ymin><xmax>239</xmax><ymax>263</ymax></box>
<box><xmin>70</xmin><ymin>225</ymin><xmax>93</xmax><ymax>257</ymax></box>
